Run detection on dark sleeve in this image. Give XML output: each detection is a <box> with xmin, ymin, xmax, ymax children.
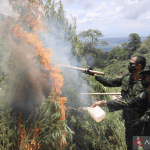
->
<box><xmin>106</xmin><ymin>99</ymin><xmax>125</xmax><ymax>112</ymax></box>
<box><xmin>95</xmin><ymin>76</ymin><xmax>122</xmax><ymax>87</ymax></box>
<box><xmin>125</xmin><ymin>91</ymin><xmax>147</xmax><ymax>107</ymax></box>
<box><xmin>106</xmin><ymin>91</ymin><xmax>147</xmax><ymax>112</ymax></box>
<box><xmin>140</xmin><ymin>95</ymin><xmax>150</xmax><ymax>123</ymax></box>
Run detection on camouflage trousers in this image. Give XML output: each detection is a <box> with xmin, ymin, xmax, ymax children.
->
<box><xmin>125</xmin><ymin>120</ymin><xmax>145</xmax><ymax>150</ymax></box>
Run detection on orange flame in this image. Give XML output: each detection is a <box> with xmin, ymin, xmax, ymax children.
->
<box><xmin>12</xmin><ymin>2</ymin><xmax>67</xmax><ymax>149</ymax></box>
<box><xmin>13</xmin><ymin>17</ymin><xmax>67</xmax><ymax>119</ymax></box>
<box><xmin>18</xmin><ymin>112</ymin><xmax>41</xmax><ymax>150</ymax></box>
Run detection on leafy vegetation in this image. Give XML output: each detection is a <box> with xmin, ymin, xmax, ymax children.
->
<box><xmin>0</xmin><ymin>92</ymin><xmax>73</xmax><ymax>149</ymax></box>
<box><xmin>77</xmin><ymin>29</ymin><xmax>108</xmax><ymax>68</ymax></box>
<box><xmin>0</xmin><ymin>0</ymin><xmax>150</xmax><ymax>150</ymax></box>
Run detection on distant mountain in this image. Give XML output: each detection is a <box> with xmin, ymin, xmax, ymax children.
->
<box><xmin>96</xmin><ymin>37</ymin><xmax>148</xmax><ymax>52</ymax></box>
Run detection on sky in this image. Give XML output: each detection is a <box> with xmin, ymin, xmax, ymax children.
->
<box><xmin>0</xmin><ymin>0</ymin><xmax>150</xmax><ymax>38</ymax></box>
<box><xmin>54</xmin><ymin>0</ymin><xmax>150</xmax><ymax>38</ymax></box>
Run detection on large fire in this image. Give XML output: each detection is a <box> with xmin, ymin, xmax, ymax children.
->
<box><xmin>11</xmin><ymin>1</ymin><xmax>67</xmax><ymax>149</ymax></box>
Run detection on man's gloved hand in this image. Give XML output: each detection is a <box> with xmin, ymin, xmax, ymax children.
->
<box><xmin>83</xmin><ymin>67</ymin><xmax>94</xmax><ymax>76</ymax></box>
<box><xmin>128</xmin><ymin>119</ymin><xmax>144</xmax><ymax>128</ymax></box>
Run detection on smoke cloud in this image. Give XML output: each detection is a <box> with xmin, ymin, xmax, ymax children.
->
<box><xmin>39</xmin><ymin>19</ymin><xmax>91</xmax><ymax>108</ymax></box>
<box><xmin>0</xmin><ymin>0</ymin><xmax>92</xmax><ymax>126</ymax></box>
<box><xmin>0</xmin><ymin>12</ymin><xmax>51</xmax><ymax>122</ymax></box>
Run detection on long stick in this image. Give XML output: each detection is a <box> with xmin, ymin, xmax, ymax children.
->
<box><xmin>81</xmin><ymin>93</ymin><xmax>121</xmax><ymax>95</ymax></box>
<box><xmin>58</xmin><ymin>64</ymin><xmax>105</xmax><ymax>75</ymax></box>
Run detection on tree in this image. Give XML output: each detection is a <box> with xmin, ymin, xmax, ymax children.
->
<box><xmin>137</xmin><ymin>36</ymin><xmax>150</xmax><ymax>54</ymax></box>
<box><xmin>121</xmin><ymin>42</ymin><xmax>130</xmax><ymax>59</ymax></box>
<box><xmin>128</xmin><ymin>33</ymin><xmax>141</xmax><ymax>54</ymax></box>
<box><xmin>138</xmin><ymin>43</ymin><xmax>148</xmax><ymax>54</ymax></box>
<box><xmin>77</xmin><ymin>29</ymin><xmax>108</xmax><ymax>68</ymax></box>
<box><xmin>79</xmin><ymin>29</ymin><xmax>108</xmax><ymax>46</ymax></box>
<box><xmin>107</xmin><ymin>46</ymin><xmax>121</xmax><ymax>61</ymax></box>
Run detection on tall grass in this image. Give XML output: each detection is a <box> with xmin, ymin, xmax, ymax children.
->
<box><xmin>0</xmin><ymin>92</ymin><xmax>73</xmax><ymax>150</ymax></box>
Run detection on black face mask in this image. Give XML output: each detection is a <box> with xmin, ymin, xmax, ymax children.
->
<box><xmin>128</xmin><ymin>64</ymin><xmax>136</xmax><ymax>73</ymax></box>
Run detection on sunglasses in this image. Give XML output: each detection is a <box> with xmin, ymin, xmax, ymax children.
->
<box><xmin>129</xmin><ymin>62</ymin><xmax>136</xmax><ymax>66</ymax></box>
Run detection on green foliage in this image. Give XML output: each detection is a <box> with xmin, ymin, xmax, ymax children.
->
<box><xmin>68</xmin><ymin>69</ymin><xmax>126</xmax><ymax>150</ymax></box>
<box><xmin>136</xmin><ymin>36</ymin><xmax>150</xmax><ymax>55</ymax></box>
<box><xmin>128</xmin><ymin>33</ymin><xmax>141</xmax><ymax>55</ymax></box>
<box><xmin>0</xmin><ymin>101</ymin><xmax>16</xmax><ymax>149</ymax></box>
<box><xmin>121</xmin><ymin>42</ymin><xmax>130</xmax><ymax>60</ymax></box>
<box><xmin>130</xmin><ymin>35</ymin><xmax>150</xmax><ymax>67</ymax></box>
<box><xmin>139</xmin><ymin>43</ymin><xmax>149</xmax><ymax>54</ymax></box>
<box><xmin>35</xmin><ymin>95</ymin><xmax>73</xmax><ymax>149</ymax></box>
<box><xmin>0</xmin><ymin>93</ymin><xmax>73</xmax><ymax>149</ymax></box>
<box><xmin>78</xmin><ymin>29</ymin><xmax>104</xmax><ymax>46</ymax></box>
<box><xmin>102</xmin><ymin>60</ymin><xmax>129</xmax><ymax>77</ymax></box>
<box><xmin>77</xmin><ymin>44</ymin><xmax>108</xmax><ymax>68</ymax></box>
<box><xmin>44</xmin><ymin>0</ymin><xmax>84</xmax><ymax>63</ymax></box>
<box><xmin>3</xmin><ymin>1</ymin><xmax>150</xmax><ymax>150</ymax></box>
<box><xmin>0</xmin><ymin>36</ymin><xmax>10</xmax><ymax>71</ymax></box>
<box><xmin>108</xmin><ymin>46</ymin><xmax>121</xmax><ymax>61</ymax></box>
<box><xmin>77</xmin><ymin>29</ymin><xmax>108</xmax><ymax>68</ymax></box>
<box><xmin>107</xmin><ymin>33</ymin><xmax>142</xmax><ymax>63</ymax></box>
<box><xmin>65</xmin><ymin>77</ymin><xmax>126</xmax><ymax>150</ymax></box>
<box><xmin>58</xmin><ymin>31</ymin><xmax>150</xmax><ymax>150</ymax></box>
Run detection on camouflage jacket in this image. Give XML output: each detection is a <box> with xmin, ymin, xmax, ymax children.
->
<box><xmin>95</xmin><ymin>73</ymin><xmax>150</xmax><ymax>123</ymax></box>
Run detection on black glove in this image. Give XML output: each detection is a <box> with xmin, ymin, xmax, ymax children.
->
<box><xmin>83</xmin><ymin>67</ymin><xmax>94</xmax><ymax>76</ymax></box>
<box><xmin>127</xmin><ymin>119</ymin><xmax>144</xmax><ymax>128</ymax></box>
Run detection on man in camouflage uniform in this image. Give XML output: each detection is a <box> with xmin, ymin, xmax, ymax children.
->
<box><xmin>85</xmin><ymin>55</ymin><xmax>150</xmax><ymax>150</ymax></box>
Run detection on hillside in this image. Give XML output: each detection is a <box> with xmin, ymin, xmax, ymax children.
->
<box><xmin>97</xmin><ymin>36</ymin><xmax>147</xmax><ymax>52</ymax></box>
